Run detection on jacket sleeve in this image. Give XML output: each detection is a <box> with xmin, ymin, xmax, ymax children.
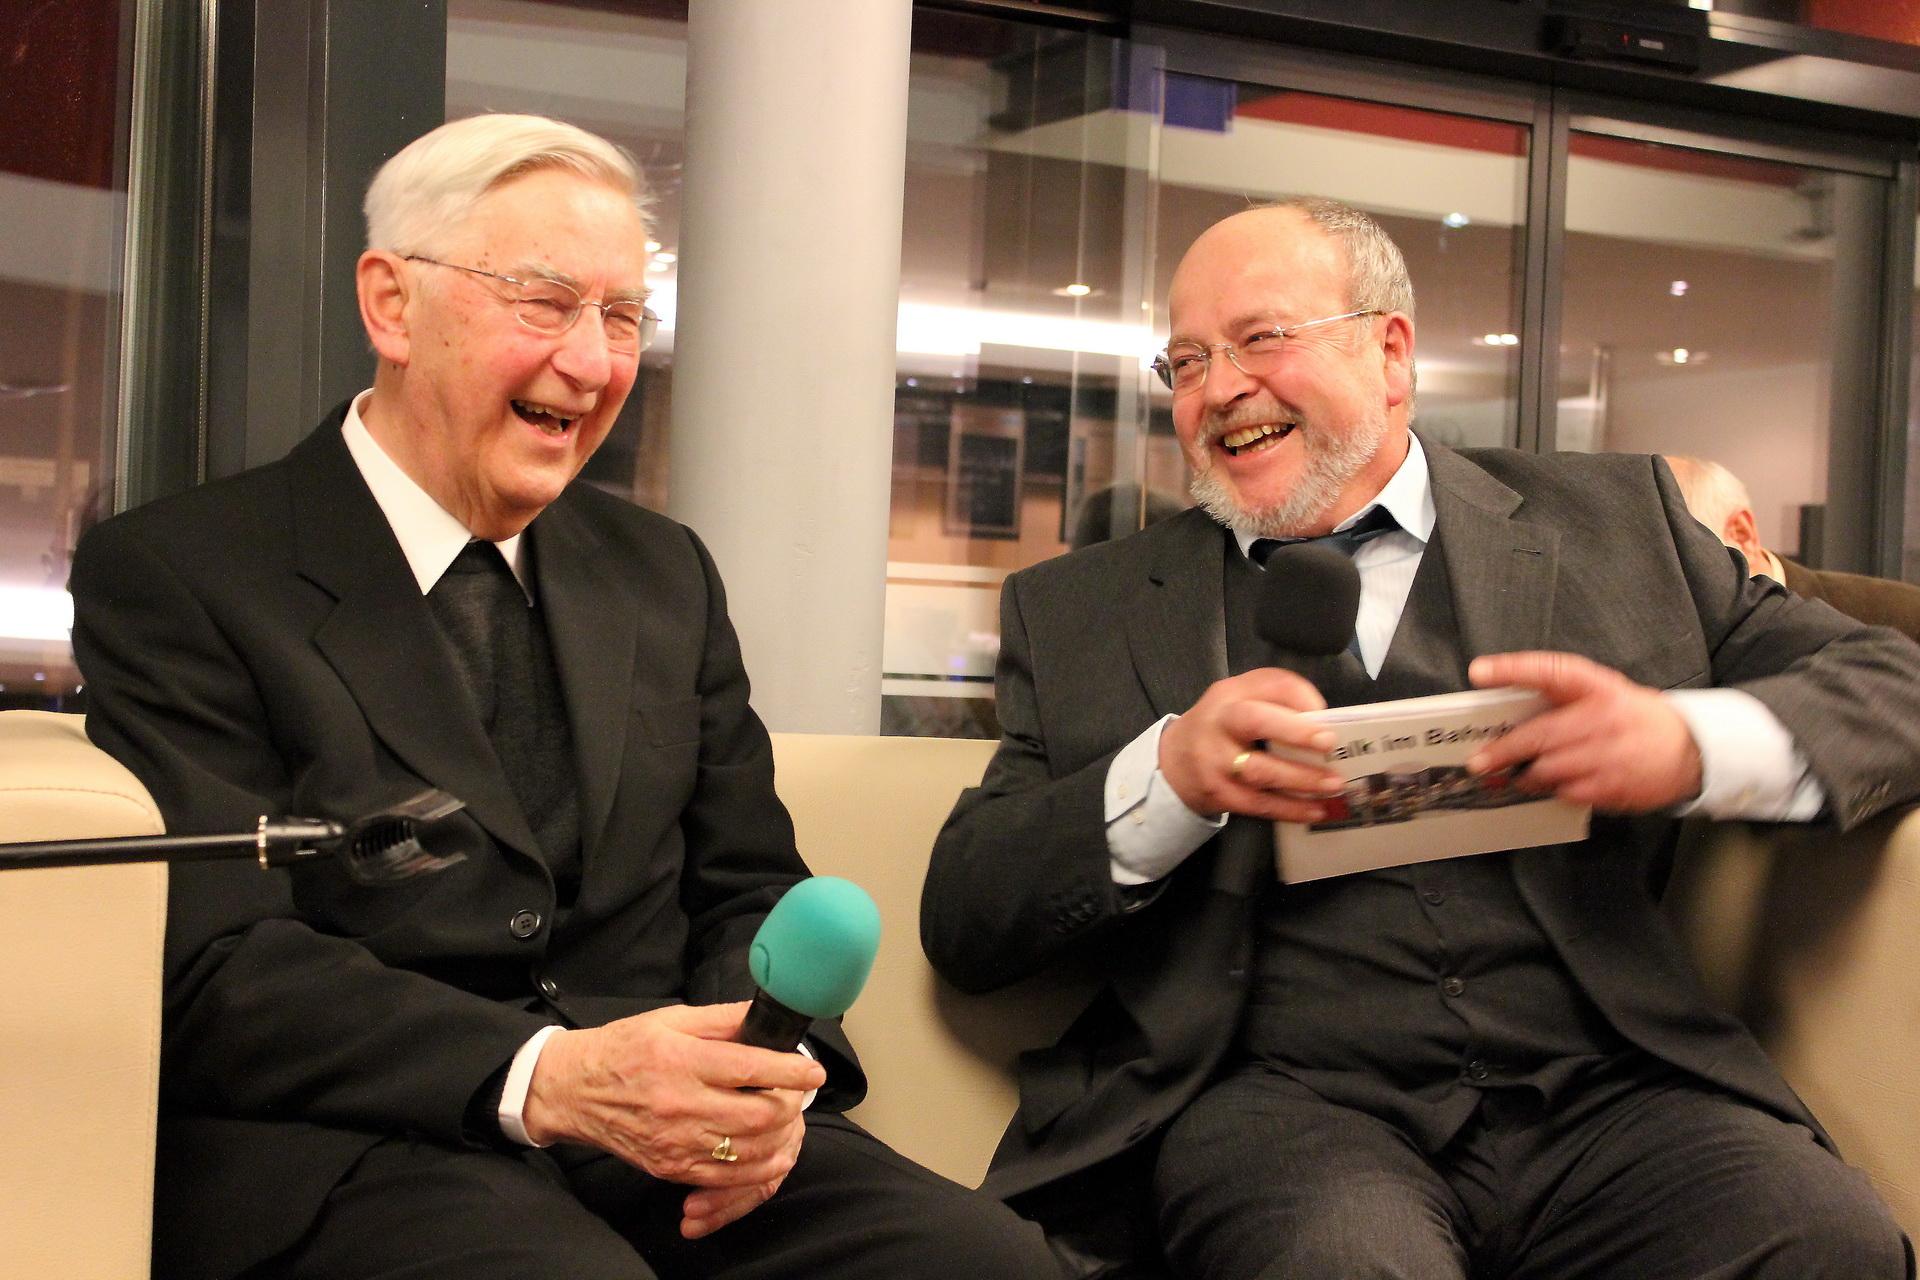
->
<box><xmin>921</xmin><ymin>569</ymin><xmax>1157</xmax><ymax>995</ymax></box>
<box><xmin>1653</xmin><ymin>456</ymin><xmax>1920</xmax><ymax>830</ymax></box>
<box><xmin>69</xmin><ymin>516</ymin><xmax>551</xmax><ymax>1145</ymax></box>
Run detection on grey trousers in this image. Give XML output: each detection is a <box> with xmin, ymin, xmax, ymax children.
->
<box><xmin>1152</xmin><ymin>1064</ymin><xmax>1911</xmax><ymax>1280</ymax></box>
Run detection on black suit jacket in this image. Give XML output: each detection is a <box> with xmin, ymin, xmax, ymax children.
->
<box><xmin>923</xmin><ymin>440</ymin><xmax>1920</xmax><ymax>1222</ymax></box>
<box><xmin>1780</xmin><ymin>556</ymin><xmax>1920</xmax><ymax>646</ymax></box>
<box><xmin>69</xmin><ymin>410</ymin><xmax>857</xmax><ymax>1279</ymax></box>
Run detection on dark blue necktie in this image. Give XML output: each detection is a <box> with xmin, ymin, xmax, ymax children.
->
<box><xmin>1249</xmin><ymin>504</ymin><xmax>1400</xmax><ymax>568</ymax></box>
<box><xmin>1250</xmin><ymin>505</ymin><xmax>1400</xmax><ymax>665</ymax></box>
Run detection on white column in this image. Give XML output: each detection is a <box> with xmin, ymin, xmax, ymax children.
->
<box><xmin>670</xmin><ymin>0</ymin><xmax>912</xmax><ymax>734</ymax></box>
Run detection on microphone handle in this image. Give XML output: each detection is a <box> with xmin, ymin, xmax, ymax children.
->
<box><xmin>737</xmin><ymin>989</ymin><xmax>813</xmax><ymax>1052</ymax></box>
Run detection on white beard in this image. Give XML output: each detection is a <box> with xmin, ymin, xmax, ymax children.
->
<box><xmin>1188</xmin><ymin>402</ymin><xmax>1388</xmax><ymax>539</ymax></box>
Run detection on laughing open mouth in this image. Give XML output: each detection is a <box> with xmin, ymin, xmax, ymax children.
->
<box><xmin>512</xmin><ymin>400</ymin><xmax>580</xmax><ymax>436</ymax></box>
<box><xmin>1219</xmin><ymin>422</ymin><xmax>1295</xmax><ymax>456</ymax></box>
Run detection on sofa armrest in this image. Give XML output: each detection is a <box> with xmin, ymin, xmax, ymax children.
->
<box><xmin>0</xmin><ymin>710</ymin><xmax>167</xmax><ymax>1278</ymax></box>
<box><xmin>1668</xmin><ymin>808</ymin><xmax>1920</xmax><ymax>1236</ymax></box>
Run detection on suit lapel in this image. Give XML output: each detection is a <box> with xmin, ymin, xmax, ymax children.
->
<box><xmin>527</xmin><ymin>497</ymin><xmax>636</xmax><ymax>863</ymax></box>
<box><xmin>1423</xmin><ymin>436</ymin><xmax>1559</xmax><ymax>661</ymax></box>
<box><xmin>290</xmin><ymin>420</ymin><xmax>544</xmax><ymax>863</ymax></box>
<box><xmin>1417</xmin><ymin>438</ymin><xmax>1605</xmax><ymax>935</ymax></box>
<box><xmin>1129</xmin><ymin>509</ymin><xmax>1230</xmax><ymax>718</ymax></box>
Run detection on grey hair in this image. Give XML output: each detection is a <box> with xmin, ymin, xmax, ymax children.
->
<box><xmin>1263</xmin><ymin>196</ymin><xmax>1415</xmax><ymax>320</ymax></box>
<box><xmin>1663</xmin><ymin>455</ymin><xmax>1752</xmax><ymax>532</ymax></box>
<box><xmin>1258</xmin><ymin>196</ymin><xmax>1417</xmax><ymax>406</ymax></box>
<box><xmin>364</xmin><ymin>112</ymin><xmax>651</xmax><ymax>254</ymax></box>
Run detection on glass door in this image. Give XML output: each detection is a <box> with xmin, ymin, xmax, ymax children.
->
<box><xmin>1553</xmin><ymin>103</ymin><xmax>1904</xmax><ymax>574</ymax></box>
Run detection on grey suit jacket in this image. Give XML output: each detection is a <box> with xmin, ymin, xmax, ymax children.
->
<box><xmin>923</xmin><ymin>438</ymin><xmax>1920</xmax><ymax>1216</ymax></box>
<box><xmin>70</xmin><ymin>410</ymin><xmax>856</xmax><ymax>1279</ymax></box>
<box><xmin>1780</xmin><ymin>556</ymin><xmax>1920</xmax><ymax>647</ymax></box>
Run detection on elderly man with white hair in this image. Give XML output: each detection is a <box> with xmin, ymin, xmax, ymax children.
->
<box><xmin>69</xmin><ymin>113</ymin><xmax>1058</xmax><ymax>1280</ymax></box>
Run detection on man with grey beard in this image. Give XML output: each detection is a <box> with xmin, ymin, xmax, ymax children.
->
<box><xmin>920</xmin><ymin>199</ymin><xmax>1920</xmax><ymax>1280</ymax></box>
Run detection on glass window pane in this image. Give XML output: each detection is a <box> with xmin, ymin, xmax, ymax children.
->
<box><xmin>1153</xmin><ymin>85</ymin><xmax>1530</xmax><ymax>455</ymax></box>
<box><xmin>887</xmin><ymin>14</ymin><xmax>1160</xmax><ymax>737</ymax></box>
<box><xmin>446</xmin><ymin>0</ymin><xmax>688</xmax><ymax>513</ymax></box>
<box><xmin>0</xmin><ymin>3</ymin><xmax>133</xmax><ymax>709</ymax></box>
<box><xmin>1560</xmin><ymin>132</ymin><xmax>1880</xmax><ymax>568</ymax></box>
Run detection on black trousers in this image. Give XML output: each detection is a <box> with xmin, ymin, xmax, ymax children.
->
<box><xmin>1152</xmin><ymin>1063</ymin><xmax>1911</xmax><ymax>1280</ymax></box>
<box><xmin>247</xmin><ymin>1112</ymin><xmax>1060</xmax><ymax>1280</ymax></box>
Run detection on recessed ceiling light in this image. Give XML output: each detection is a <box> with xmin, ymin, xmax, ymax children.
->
<box><xmin>1442</xmin><ymin>212</ymin><xmax>1470</xmax><ymax>229</ymax></box>
<box><xmin>905</xmin><ymin>377</ymin><xmax>918</xmax><ymax>387</ymax></box>
<box><xmin>646</xmin><ymin>240</ymin><xmax>662</xmax><ymax>253</ymax></box>
<box><xmin>653</xmin><ymin>251</ymin><xmax>677</xmax><ymax>264</ymax></box>
<box><xmin>1054</xmin><ymin>283</ymin><xmax>1093</xmax><ymax>298</ymax></box>
<box><xmin>1670</xmin><ymin>280</ymin><xmax>1689</xmax><ymax>296</ymax></box>
<box><xmin>1656</xmin><ymin>348</ymin><xmax>1708</xmax><ymax>366</ymax></box>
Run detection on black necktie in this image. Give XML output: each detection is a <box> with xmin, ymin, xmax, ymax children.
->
<box><xmin>426</xmin><ymin>540</ymin><xmax>580</xmax><ymax>886</ymax></box>
<box><xmin>1251</xmin><ymin>505</ymin><xmax>1400</xmax><ymax>665</ymax></box>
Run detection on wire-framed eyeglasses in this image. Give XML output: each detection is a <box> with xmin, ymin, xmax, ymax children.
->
<box><xmin>404</xmin><ymin>255</ymin><xmax>660</xmax><ymax>353</ymax></box>
<box><xmin>1151</xmin><ymin>309</ymin><xmax>1382</xmax><ymax>393</ymax></box>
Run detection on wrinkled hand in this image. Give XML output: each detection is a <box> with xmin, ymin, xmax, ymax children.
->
<box><xmin>520</xmin><ymin>1001</ymin><xmax>825</xmax><ymax>1238</ymax></box>
<box><xmin>1159</xmin><ymin>668</ymin><xmax>1346</xmax><ymax>822</ymax></box>
<box><xmin>1467</xmin><ymin>651</ymin><xmax>1702</xmax><ymax>813</ymax></box>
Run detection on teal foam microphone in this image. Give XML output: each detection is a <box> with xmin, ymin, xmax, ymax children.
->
<box><xmin>738</xmin><ymin>876</ymin><xmax>882</xmax><ymax>1051</ymax></box>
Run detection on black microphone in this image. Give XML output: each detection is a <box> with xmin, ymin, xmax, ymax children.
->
<box><xmin>1254</xmin><ymin>541</ymin><xmax>1362</xmax><ymax>657</ymax></box>
<box><xmin>0</xmin><ymin>787</ymin><xmax>471</xmax><ymax>886</ymax></box>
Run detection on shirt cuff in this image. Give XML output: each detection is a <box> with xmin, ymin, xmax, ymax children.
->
<box><xmin>1107</xmin><ymin>714</ymin><xmax>1227</xmax><ymax>885</ymax></box>
<box><xmin>498</xmin><ymin>1024</ymin><xmax>565</xmax><ymax>1147</ymax></box>
<box><xmin>1666</xmin><ymin>688</ymin><xmax>1825</xmax><ymax>821</ymax></box>
<box><xmin>797</xmin><ymin>1040</ymin><xmax>819</xmax><ymax>1112</ymax></box>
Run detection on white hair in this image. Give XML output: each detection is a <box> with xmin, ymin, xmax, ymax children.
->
<box><xmin>1663</xmin><ymin>455</ymin><xmax>1752</xmax><ymax>532</ymax></box>
<box><xmin>364</xmin><ymin>113</ymin><xmax>651</xmax><ymax>254</ymax></box>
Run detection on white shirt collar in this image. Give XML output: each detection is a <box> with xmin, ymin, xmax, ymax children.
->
<box><xmin>340</xmin><ymin>389</ymin><xmax>532</xmax><ymax>601</ymax></box>
<box><xmin>1232</xmin><ymin>430</ymin><xmax>1437</xmax><ymax>561</ymax></box>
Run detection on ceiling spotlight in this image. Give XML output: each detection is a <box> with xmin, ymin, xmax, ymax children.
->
<box><xmin>1054</xmin><ymin>283</ymin><xmax>1093</xmax><ymax>298</ymax></box>
<box><xmin>653</xmin><ymin>251</ymin><xmax>677</xmax><ymax>264</ymax></box>
<box><xmin>1672</xmin><ymin>347</ymin><xmax>1690</xmax><ymax>364</ymax></box>
<box><xmin>905</xmin><ymin>377</ymin><xmax>918</xmax><ymax>387</ymax></box>
<box><xmin>646</xmin><ymin>240</ymin><xmax>662</xmax><ymax>253</ymax></box>
<box><xmin>1670</xmin><ymin>280</ymin><xmax>1689</xmax><ymax>297</ymax></box>
<box><xmin>1442</xmin><ymin>212</ymin><xmax>1470</xmax><ymax>229</ymax></box>
<box><xmin>1656</xmin><ymin>348</ymin><xmax>1708</xmax><ymax>366</ymax></box>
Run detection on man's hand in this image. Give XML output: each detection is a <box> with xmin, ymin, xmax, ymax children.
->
<box><xmin>1467</xmin><ymin>651</ymin><xmax>1702</xmax><ymax>813</ymax></box>
<box><xmin>519</xmin><ymin>1001</ymin><xmax>826</xmax><ymax>1237</ymax></box>
<box><xmin>1159</xmin><ymin>668</ymin><xmax>1346</xmax><ymax>822</ymax></box>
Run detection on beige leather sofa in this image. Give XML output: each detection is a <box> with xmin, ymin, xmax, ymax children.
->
<box><xmin>2</xmin><ymin>712</ymin><xmax>1915</xmax><ymax>1279</ymax></box>
<box><xmin>0</xmin><ymin>711</ymin><xmax>166</xmax><ymax>1280</ymax></box>
<box><xmin>779</xmin><ymin>733</ymin><xmax>1920</xmax><ymax>1237</ymax></box>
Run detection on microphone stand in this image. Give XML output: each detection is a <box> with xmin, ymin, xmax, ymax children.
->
<box><xmin>0</xmin><ymin>819</ymin><xmax>347</xmax><ymax>873</ymax></box>
<box><xmin>0</xmin><ymin>789</ymin><xmax>471</xmax><ymax>885</ymax></box>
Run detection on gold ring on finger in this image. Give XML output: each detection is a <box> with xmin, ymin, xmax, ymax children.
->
<box><xmin>710</xmin><ymin>1135</ymin><xmax>739</xmax><ymax>1163</ymax></box>
<box><xmin>1230</xmin><ymin>749</ymin><xmax>1254</xmax><ymax>780</ymax></box>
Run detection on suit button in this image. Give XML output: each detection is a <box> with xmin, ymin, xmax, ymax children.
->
<box><xmin>1441</xmin><ymin>976</ymin><xmax>1466</xmax><ymax>998</ymax></box>
<box><xmin>1466</xmin><ymin>1059</ymin><xmax>1490</xmax><ymax>1081</ymax></box>
<box><xmin>1422</xmin><ymin>890</ymin><xmax>1446</xmax><ymax>906</ymax></box>
<box><xmin>538</xmin><ymin>975</ymin><xmax>561</xmax><ymax>1000</ymax></box>
<box><xmin>509</xmin><ymin>909</ymin><xmax>543</xmax><ymax>940</ymax></box>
